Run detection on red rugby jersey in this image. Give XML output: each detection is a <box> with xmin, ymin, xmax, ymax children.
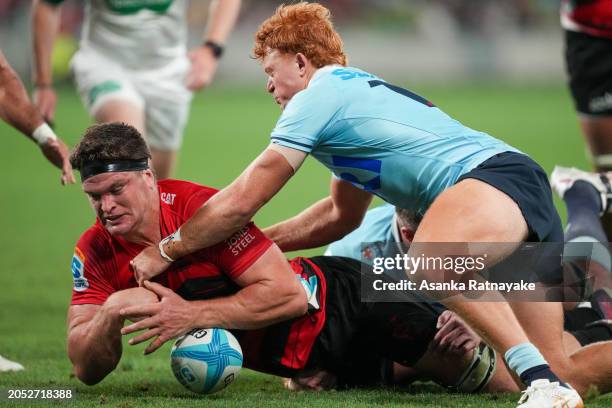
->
<box><xmin>562</xmin><ymin>0</ymin><xmax>612</xmax><ymax>39</ymax></box>
<box><xmin>70</xmin><ymin>179</ymin><xmax>326</xmax><ymax>375</ymax></box>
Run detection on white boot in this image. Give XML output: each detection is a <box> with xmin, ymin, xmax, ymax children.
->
<box><xmin>550</xmin><ymin>165</ymin><xmax>611</xmax><ymax>215</ymax></box>
<box><xmin>0</xmin><ymin>354</ymin><xmax>24</xmax><ymax>372</ymax></box>
<box><xmin>517</xmin><ymin>379</ymin><xmax>583</xmax><ymax>408</ymax></box>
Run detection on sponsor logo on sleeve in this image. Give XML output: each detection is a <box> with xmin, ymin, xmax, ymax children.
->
<box><xmin>225</xmin><ymin>226</ymin><xmax>256</xmax><ymax>256</ymax></box>
<box><xmin>71</xmin><ymin>247</ymin><xmax>90</xmax><ymax>292</ymax></box>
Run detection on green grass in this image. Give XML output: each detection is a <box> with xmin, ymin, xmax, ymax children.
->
<box><xmin>0</xmin><ymin>82</ymin><xmax>609</xmax><ymax>407</ymax></box>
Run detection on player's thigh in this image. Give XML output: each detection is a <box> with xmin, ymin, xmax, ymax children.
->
<box><xmin>137</xmin><ymin>58</ymin><xmax>193</xmax><ymax>153</ymax></box>
<box><xmin>71</xmin><ymin>48</ymin><xmax>145</xmax><ymax>129</ymax></box>
<box><xmin>94</xmin><ymin>100</ymin><xmax>146</xmax><ymax>134</ymax></box>
<box><xmin>413</xmin><ymin>178</ymin><xmax>528</xmax><ymax>267</ymax></box>
<box><xmin>149</xmin><ymin>148</ymin><xmax>177</xmax><ymax>180</ymax></box>
<box><xmin>142</xmin><ymin>95</ymin><xmax>190</xmax><ymax>152</ymax></box>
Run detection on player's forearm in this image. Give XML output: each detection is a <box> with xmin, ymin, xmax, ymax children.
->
<box><xmin>168</xmin><ymin>184</ymin><xmax>257</xmax><ymax>260</ymax></box>
<box><xmin>32</xmin><ymin>0</ymin><xmax>61</xmax><ymax>86</ymax></box>
<box><xmin>67</xmin><ymin>306</ymin><xmax>124</xmax><ymax>385</ymax></box>
<box><xmin>166</xmin><ymin>152</ymin><xmax>293</xmax><ymax>260</ymax></box>
<box><xmin>204</xmin><ymin>0</ymin><xmax>241</xmax><ymax>44</ymax></box>
<box><xmin>189</xmin><ymin>280</ymin><xmax>307</xmax><ymax>330</ymax></box>
<box><xmin>0</xmin><ymin>56</ymin><xmax>44</xmax><ymax>137</ymax></box>
<box><xmin>264</xmin><ymin>196</ymin><xmax>360</xmax><ymax>252</ymax></box>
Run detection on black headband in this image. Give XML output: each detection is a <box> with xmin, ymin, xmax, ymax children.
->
<box><xmin>80</xmin><ymin>159</ymin><xmax>149</xmax><ymax>181</ymax></box>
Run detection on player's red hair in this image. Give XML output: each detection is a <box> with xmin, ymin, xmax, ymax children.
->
<box><xmin>253</xmin><ymin>2</ymin><xmax>347</xmax><ymax>67</ymax></box>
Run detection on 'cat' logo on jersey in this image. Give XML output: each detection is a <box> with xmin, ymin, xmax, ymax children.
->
<box><xmin>71</xmin><ymin>247</ymin><xmax>90</xmax><ymax>292</ymax></box>
<box><xmin>161</xmin><ymin>192</ymin><xmax>176</xmax><ymax>205</ymax></box>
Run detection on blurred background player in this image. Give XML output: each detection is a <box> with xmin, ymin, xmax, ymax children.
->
<box><xmin>0</xmin><ymin>48</ymin><xmax>74</xmax><ymax>372</ymax></box>
<box><xmin>562</xmin><ymin>0</ymin><xmax>612</xmax><ymax>237</ymax></box>
<box><xmin>31</xmin><ymin>0</ymin><xmax>241</xmax><ymax>179</ymax></box>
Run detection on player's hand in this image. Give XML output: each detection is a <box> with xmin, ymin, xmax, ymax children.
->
<box><xmin>33</xmin><ymin>86</ymin><xmax>57</xmax><ymax>123</ymax></box>
<box><xmin>131</xmin><ymin>245</ymin><xmax>171</xmax><ymax>286</ymax></box>
<box><xmin>185</xmin><ymin>45</ymin><xmax>218</xmax><ymax>91</ymax></box>
<box><xmin>39</xmin><ymin>138</ymin><xmax>76</xmax><ymax>185</ymax></box>
<box><xmin>431</xmin><ymin>310</ymin><xmax>480</xmax><ymax>354</ymax></box>
<box><xmin>120</xmin><ymin>281</ymin><xmax>196</xmax><ymax>354</ymax></box>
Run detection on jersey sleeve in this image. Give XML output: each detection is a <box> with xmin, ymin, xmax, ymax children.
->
<box><xmin>270</xmin><ymin>80</ymin><xmax>343</xmax><ymax>153</ymax></box>
<box><xmin>208</xmin><ymin>222</ymin><xmax>274</xmax><ymax>280</ymax></box>
<box><xmin>70</xmin><ymin>229</ymin><xmax>117</xmax><ymax>305</ymax></box>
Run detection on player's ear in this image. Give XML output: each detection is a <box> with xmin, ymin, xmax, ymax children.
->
<box><xmin>142</xmin><ymin>169</ymin><xmax>156</xmax><ymax>188</ymax></box>
<box><xmin>400</xmin><ymin>226</ymin><xmax>415</xmax><ymax>243</ymax></box>
<box><xmin>295</xmin><ymin>53</ymin><xmax>308</xmax><ymax>74</ymax></box>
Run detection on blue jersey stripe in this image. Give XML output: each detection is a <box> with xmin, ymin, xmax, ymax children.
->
<box><xmin>271</xmin><ymin>137</ymin><xmax>312</xmax><ymax>150</ymax></box>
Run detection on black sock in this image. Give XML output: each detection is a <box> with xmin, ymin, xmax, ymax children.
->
<box><xmin>520</xmin><ymin>364</ymin><xmax>568</xmax><ymax>388</ymax></box>
<box><xmin>564</xmin><ymin>181</ymin><xmax>607</xmax><ymax>244</ymax></box>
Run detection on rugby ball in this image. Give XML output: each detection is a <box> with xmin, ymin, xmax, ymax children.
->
<box><xmin>170</xmin><ymin>328</ymin><xmax>243</xmax><ymax>394</ymax></box>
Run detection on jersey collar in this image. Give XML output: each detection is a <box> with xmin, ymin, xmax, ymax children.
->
<box><xmin>308</xmin><ymin>64</ymin><xmax>343</xmax><ymax>88</ymax></box>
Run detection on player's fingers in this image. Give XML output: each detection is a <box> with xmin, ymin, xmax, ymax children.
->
<box><xmin>65</xmin><ymin>171</ymin><xmax>76</xmax><ymax>184</ymax></box>
<box><xmin>120</xmin><ymin>305</ymin><xmax>159</xmax><ymax>322</ymax></box>
<box><xmin>437</xmin><ymin>310</ymin><xmax>452</xmax><ymax>328</ymax></box>
<box><xmin>143</xmin><ymin>280</ymin><xmax>174</xmax><ymax>297</ymax></box>
<box><xmin>62</xmin><ymin>163</ymin><xmax>76</xmax><ymax>185</ymax></box>
<box><xmin>433</xmin><ymin>318</ymin><xmax>458</xmax><ymax>344</ymax></box>
<box><xmin>463</xmin><ymin>338</ymin><xmax>480</xmax><ymax>352</ymax></box>
<box><xmin>144</xmin><ymin>335</ymin><xmax>167</xmax><ymax>355</ymax></box>
<box><xmin>128</xmin><ymin>327</ymin><xmax>160</xmax><ymax>346</ymax></box>
<box><xmin>438</xmin><ymin>324</ymin><xmax>462</xmax><ymax>349</ymax></box>
<box><xmin>449</xmin><ymin>333</ymin><xmax>471</xmax><ymax>353</ymax></box>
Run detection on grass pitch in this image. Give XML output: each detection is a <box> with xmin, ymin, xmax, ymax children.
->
<box><xmin>0</xmin><ymin>82</ymin><xmax>610</xmax><ymax>407</ymax></box>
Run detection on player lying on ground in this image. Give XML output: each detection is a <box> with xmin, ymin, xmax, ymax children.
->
<box><xmin>67</xmin><ymin>123</ymin><xmax>520</xmax><ymax>393</ymax></box>
<box><xmin>0</xmin><ymin>49</ymin><xmax>73</xmax><ymax>185</ymax></box>
<box><xmin>33</xmin><ymin>0</ymin><xmax>241</xmax><ymax>179</ymax></box>
<box><xmin>129</xmin><ymin>3</ymin><xmax>606</xmax><ymax>406</ymax></box>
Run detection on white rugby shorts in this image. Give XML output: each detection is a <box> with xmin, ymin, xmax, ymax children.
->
<box><xmin>71</xmin><ymin>47</ymin><xmax>193</xmax><ymax>151</ymax></box>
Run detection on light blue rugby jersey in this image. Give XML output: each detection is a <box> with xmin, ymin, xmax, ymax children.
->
<box><xmin>271</xmin><ymin>66</ymin><xmax>521</xmax><ymax>214</ymax></box>
<box><xmin>325</xmin><ymin>204</ymin><xmax>396</xmax><ymax>261</ymax></box>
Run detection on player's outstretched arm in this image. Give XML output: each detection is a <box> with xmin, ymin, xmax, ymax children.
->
<box><xmin>122</xmin><ymin>245</ymin><xmax>307</xmax><ymax>354</ymax></box>
<box><xmin>131</xmin><ymin>146</ymin><xmax>295</xmax><ymax>284</ymax></box>
<box><xmin>67</xmin><ymin>288</ymin><xmax>158</xmax><ymax>385</ymax></box>
<box><xmin>264</xmin><ymin>176</ymin><xmax>372</xmax><ymax>252</ymax></box>
<box><xmin>186</xmin><ymin>0</ymin><xmax>241</xmax><ymax>90</ymax></box>
<box><xmin>31</xmin><ymin>0</ymin><xmax>62</xmax><ymax>122</ymax></box>
<box><xmin>0</xmin><ymin>50</ymin><xmax>74</xmax><ymax>184</ymax></box>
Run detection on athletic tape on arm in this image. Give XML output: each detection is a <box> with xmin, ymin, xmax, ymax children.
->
<box><xmin>31</xmin><ymin>123</ymin><xmax>57</xmax><ymax>145</ymax></box>
<box><xmin>267</xmin><ymin>143</ymin><xmax>307</xmax><ymax>172</ymax></box>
